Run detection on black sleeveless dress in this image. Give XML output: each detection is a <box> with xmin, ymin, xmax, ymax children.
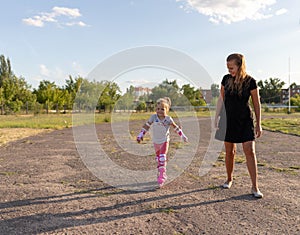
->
<box><xmin>215</xmin><ymin>74</ymin><xmax>258</xmax><ymax>143</ymax></box>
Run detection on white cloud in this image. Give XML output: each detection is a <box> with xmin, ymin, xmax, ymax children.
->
<box><xmin>35</xmin><ymin>63</ymin><xmax>86</xmax><ymax>87</ymax></box>
<box><xmin>178</xmin><ymin>0</ymin><xmax>277</xmax><ymax>24</ymax></box>
<box><xmin>39</xmin><ymin>64</ymin><xmax>50</xmax><ymax>77</ymax></box>
<box><xmin>65</xmin><ymin>21</ymin><xmax>89</xmax><ymax>27</ymax></box>
<box><xmin>22</xmin><ymin>17</ymin><xmax>44</xmax><ymax>27</ymax></box>
<box><xmin>275</xmin><ymin>8</ymin><xmax>288</xmax><ymax>16</ymax></box>
<box><xmin>22</xmin><ymin>6</ymin><xmax>87</xmax><ymax>27</ymax></box>
<box><xmin>125</xmin><ymin>79</ymin><xmax>154</xmax><ymax>85</ymax></box>
<box><xmin>52</xmin><ymin>6</ymin><xmax>81</xmax><ymax>18</ymax></box>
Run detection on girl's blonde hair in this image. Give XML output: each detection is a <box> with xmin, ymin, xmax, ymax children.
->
<box><xmin>156</xmin><ymin>97</ymin><xmax>171</xmax><ymax>112</ymax></box>
<box><xmin>227</xmin><ymin>53</ymin><xmax>249</xmax><ymax>96</ymax></box>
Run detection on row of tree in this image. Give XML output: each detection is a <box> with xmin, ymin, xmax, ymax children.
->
<box><xmin>0</xmin><ymin>54</ymin><xmax>299</xmax><ymax>115</ymax></box>
<box><xmin>117</xmin><ymin>80</ymin><xmax>210</xmax><ymax>112</ymax></box>
<box><xmin>258</xmin><ymin>78</ymin><xmax>285</xmax><ymax>103</ymax></box>
<box><xmin>0</xmin><ymin>54</ymin><xmax>213</xmax><ymax>114</ymax></box>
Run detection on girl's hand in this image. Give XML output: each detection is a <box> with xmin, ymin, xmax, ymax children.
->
<box><xmin>174</xmin><ymin>126</ymin><xmax>188</xmax><ymax>142</ymax></box>
<box><xmin>136</xmin><ymin>135</ymin><xmax>143</xmax><ymax>143</ymax></box>
<box><xmin>255</xmin><ymin>125</ymin><xmax>262</xmax><ymax>138</ymax></box>
<box><xmin>136</xmin><ymin>129</ymin><xmax>146</xmax><ymax>143</ymax></box>
<box><xmin>182</xmin><ymin>134</ymin><xmax>188</xmax><ymax>142</ymax></box>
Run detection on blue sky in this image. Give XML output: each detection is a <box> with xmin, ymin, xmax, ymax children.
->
<box><xmin>1</xmin><ymin>0</ymin><xmax>299</xmax><ymax>92</ymax></box>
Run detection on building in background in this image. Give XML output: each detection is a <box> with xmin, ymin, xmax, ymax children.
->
<box><xmin>134</xmin><ymin>86</ymin><xmax>152</xmax><ymax>99</ymax></box>
<box><xmin>281</xmin><ymin>84</ymin><xmax>300</xmax><ymax>103</ymax></box>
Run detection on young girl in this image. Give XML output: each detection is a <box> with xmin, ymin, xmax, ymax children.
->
<box><xmin>215</xmin><ymin>53</ymin><xmax>263</xmax><ymax>198</ymax></box>
<box><xmin>136</xmin><ymin>97</ymin><xmax>188</xmax><ymax>187</ymax></box>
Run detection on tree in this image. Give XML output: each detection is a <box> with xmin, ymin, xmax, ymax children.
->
<box><xmin>290</xmin><ymin>94</ymin><xmax>300</xmax><ymax>111</ymax></box>
<box><xmin>73</xmin><ymin>79</ymin><xmax>102</xmax><ymax>111</ymax></box>
<box><xmin>257</xmin><ymin>78</ymin><xmax>285</xmax><ymax>103</ymax></box>
<box><xmin>98</xmin><ymin>81</ymin><xmax>121</xmax><ymax>112</ymax></box>
<box><xmin>136</xmin><ymin>101</ymin><xmax>146</xmax><ymax>112</ymax></box>
<box><xmin>33</xmin><ymin>80</ymin><xmax>58</xmax><ymax>113</ymax></box>
<box><xmin>64</xmin><ymin>75</ymin><xmax>84</xmax><ymax>110</ymax></box>
<box><xmin>0</xmin><ymin>55</ymin><xmax>36</xmax><ymax>114</ymax></box>
<box><xmin>181</xmin><ymin>84</ymin><xmax>195</xmax><ymax>101</ymax></box>
<box><xmin>149</xmin><ymin>79</ymin><xmax>181</xmax><ymax>105</ymax></box>
<box><xmin>211</xmin><ymin>83</ymin><xmax>220</xmax><ymax>98</ymax></box>
<box><xmin>115</xmin><ymin>85</ymin><xmax>135</xmax><ymax>111</ymax></box>
<box><xmin>180</xmin><ymin>84</ymin><xmax>206</xmax><ymax>106</ymax></box>
<box><xmin>0</xmin><ymin>55</ymin><xmax>12</xmax><ymax>88</ymax></box>
<box><xmin>0</xmin><ymin>76</ymin><xmax>36</xmax><ymax>114</ymax></box>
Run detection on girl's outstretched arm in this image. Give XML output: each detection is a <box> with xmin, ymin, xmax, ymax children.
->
<box><xmin>137</xmin><ymin>121</ymin><xmax>151</xmax><ymax>143</ymax></box>
<box><xmin>172</xmin><ymin>122</ymin><xmax>188</xmax><ymax>142</ymax></box>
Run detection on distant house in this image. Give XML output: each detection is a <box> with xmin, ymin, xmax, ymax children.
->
<box><xmin>281</xmin><ymin>84</ymin><xmax>300</xmax><ymax>103</ymax></box>
<box><xmin>134</xmin><ymin>86</ymin><xmax>152</xmax><ymax>99</ymax></box>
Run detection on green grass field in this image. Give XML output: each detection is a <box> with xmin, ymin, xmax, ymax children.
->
<box><xmin>261</xmin><ymin>117</ymin><xmax>300</xmax><ymax>136</ymax></box>
<box><xmin>0</xmin><ymin>111</ymin><xmax>299</xmax><ymax>136</ymax></box>
<box><xmin>0</xmin><ymin>111</ymin><xmax>211</xmax><ymax>129</ymax></box>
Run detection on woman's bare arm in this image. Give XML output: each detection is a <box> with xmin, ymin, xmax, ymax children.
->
<box><xmin>250</xmin><ymin>88</ymin><xmax>262</xmax><ymax>138</ymax></box>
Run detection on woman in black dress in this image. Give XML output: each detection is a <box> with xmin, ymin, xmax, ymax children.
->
<box><xmin>215</xmin><ymin>53</ymin><xmax>263</xmax><ymax>198</ymax></box>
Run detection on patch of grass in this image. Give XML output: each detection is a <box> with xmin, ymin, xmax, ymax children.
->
<box><xmin>262</xmin><ymin>118</ymin><xmax>300</xmax><ymax>136</ymax></box>
<box><xmin>109</xmin><ymin>147</ymin><xmax>118</xmax><ymax>154</ymax></box>
<box><xmin>103</xmin><ymin>116</ymin><xmax>111</xmax><ymax>122</ymax></box>
<box><xmin>74</xmin><ymin>189</ymin><xmax>90</xmax><ymax>194</ymax></box>
<box><xmin>1</xmin><ymin>112</ymin><xmax>299</xmax><ymax>149</ymax></box>
<box><xmin>0</xmin><ymin>111</ymin><xmax>209</xmax><ymax>130</ymax></box>
<box><xmin>161</xmin><ymin>208</ymin><xmax>177</xmax><ymax>214</ymax></box>
<box><xmin>60</xmin><ymin>181</ymin><xmax>70</xmax><ymax>185</ymax></box>
<box><xmin>207</xmin><ymin>184</ymin><xmax>220</xmax><ymax>190</ymax></box>
<box><xmin>217</xmin><ymin>152</ymin><xmax>225</xmax><ymax>162</ymax></box>
<box><xmin>1</xmin><ymin>112</ymin><xmax>299</xmax><ymax>131</ymax></box>
<box><xmin>289</xmin><ymin>166</ymin><xmax>300</xmax><ymax>170</ymax></box>
<box><xmin>0</xmin><ymin>128</ymin><xmax>50</xmax><ymax>146</ymax></box>
<box><xmin>213</xmin><ymin>162</ymin><xmax>224</xmax><ymax>167</ymax></box>
<box><xmin>257</xmin><ymin>161</ymin><xmax>267</xmax><ymax>167</ymax></box>
<box><xmin>269</xmin><ymin>166</ymin><xmax>297</xmax><ymax>175</ymax></box>
<box><xmin>148</xmin><ymin>203</ymin><xmax>158</xmax><ymax>210</ymax></box>
<box><xmin>74</xmin><ymin>189</ymin><xmax>112</xmax><ymax>196</ymax></box>
<box><xmin>214</xmin><ymin>153</ymin><xmax>225</xmax><ymax>167</ymax></box>
<box><xmin>0</xmin><ymin>171</ymin><xmax>17</xmax><ymax>176</ymax></box>
<box><xmin>185</xmin><ymin>172</ymin><xmax>201</xmax><ymax>181</ymax></box>
<box><xmin>171</xmin><ymin>141</ymin><xmax>184</xmax><ymax>149</ymax></box>
<box><xmin>90</xmin><ymin>191</ymin><xmax>112</xmax><ymax>197</ymax></box>
<box><xmin>217</xmin><ymin>152</ymin><xmax>245</xmax><ymax>164</ymax></box>
<box><xmin>74</xmin><ymin>187</ymin><xmax>123</xmax><ymax>196</ymax></box>
<box><xmin>269</xmin><ymin>166</ymin><xmax>290</xmax><ymax>172</ymax></box>
<box><xmin>235</xmin><ymin>155</ymin><xmax>245</xmax><ymax>164</ymax></box>
<box><xmin>0</xmin><ymin>114</ymin><xmax>71</xmax><ymax>129</ymax></box>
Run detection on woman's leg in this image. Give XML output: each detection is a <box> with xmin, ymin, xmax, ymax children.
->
<box><xmin>242</xmin><ymin>141</ymin><xmax>259</xmax><ymax>191</ymax></box>
<box><xmin>224</xmin><ymin>141</ymin><xmax>236</xmax><ymax>183</ymax></box>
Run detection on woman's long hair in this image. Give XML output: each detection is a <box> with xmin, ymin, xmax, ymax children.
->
<box><xmin>227</xmin><ymin>53</ymin><xmax>249</xmax><ymax>96</ymax></box>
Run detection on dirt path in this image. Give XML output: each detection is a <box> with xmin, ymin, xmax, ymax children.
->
<box><xmin>0</xmin><ymin>117</ymin><xmax>299</xmax><ymax>234</ymax></box>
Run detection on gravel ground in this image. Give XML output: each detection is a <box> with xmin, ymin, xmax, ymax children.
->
<box><xmin>0</xmin><ymin>117</ymin><xmax>299</xmax><ymax>235</ymax></box>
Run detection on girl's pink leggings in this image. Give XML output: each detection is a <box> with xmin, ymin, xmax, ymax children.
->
<box><xmin>154</xmin><ymin>142</ymin><xmax>169</xmax><ymax>169</ymax></box>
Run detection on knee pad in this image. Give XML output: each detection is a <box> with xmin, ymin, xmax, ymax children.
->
<box><xmin>158</xmin><ymin>154</ymin><xmax>167</xmax><ymax>168</ymax></box>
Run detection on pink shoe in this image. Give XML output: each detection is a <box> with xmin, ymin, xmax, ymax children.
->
<box><xmin>157</xmin><ymin>168</ymin><xmax>167</xmax><ymax>187</ymax></box>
